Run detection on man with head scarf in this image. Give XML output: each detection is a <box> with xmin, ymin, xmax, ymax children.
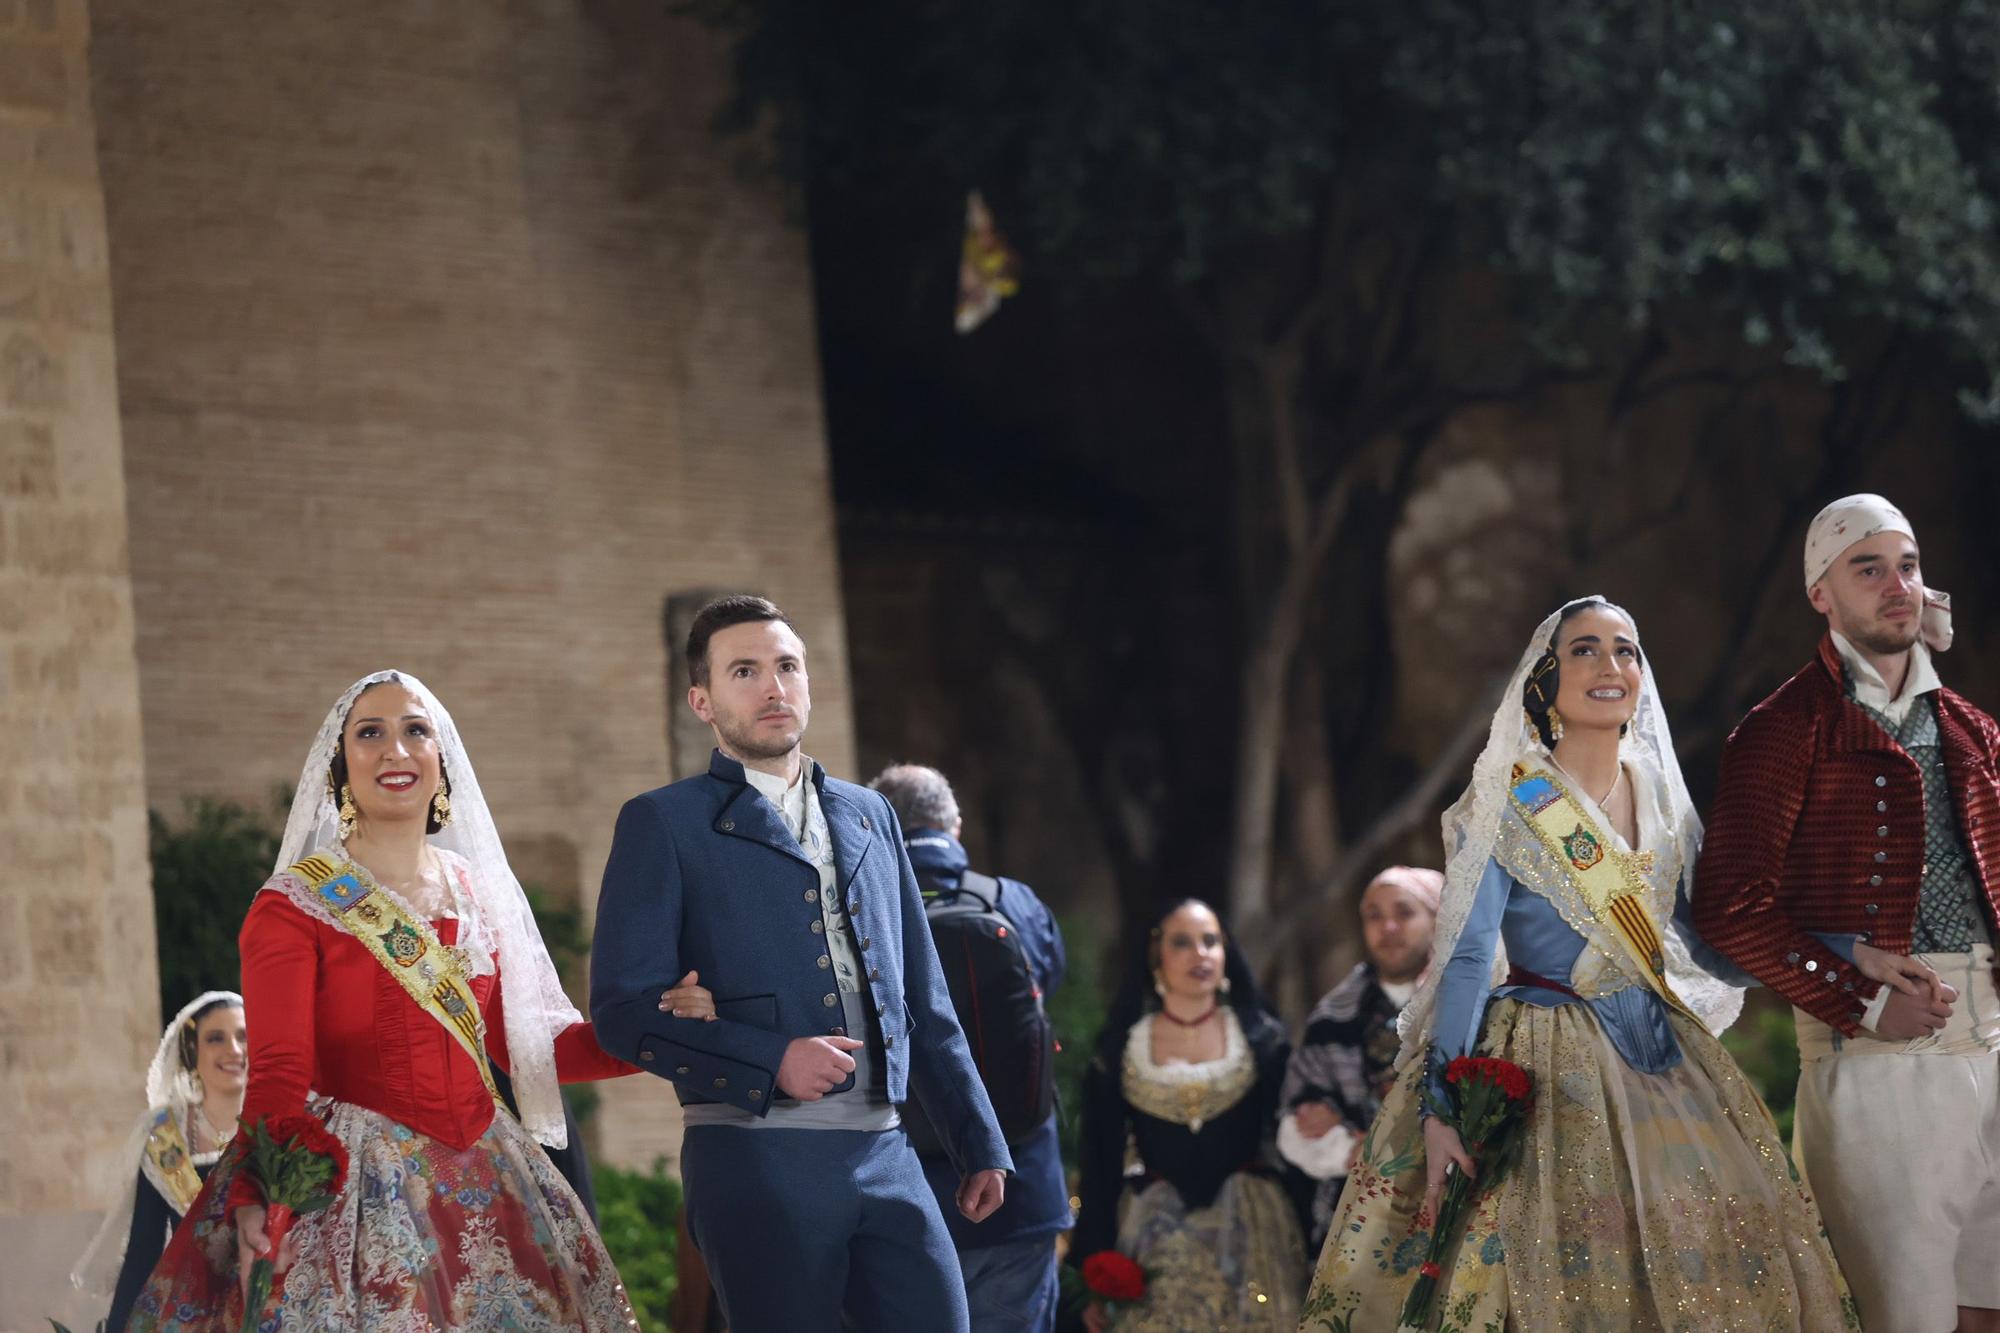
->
<box><xmin>1276</xmin><ymin>866</ymin><xmax>1442</xmax><ymax>1252</ymax></box>
<box><xmin>1694</xmin><ymin>494</ymin><xmax>2000</xmax><ymax>1333</ymax></box>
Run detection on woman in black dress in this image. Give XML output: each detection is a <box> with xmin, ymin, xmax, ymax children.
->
<box><xmin>1072</xmin><ymin>899</ymin><xmax>1304</xmax><ymax>1332</ymax></box>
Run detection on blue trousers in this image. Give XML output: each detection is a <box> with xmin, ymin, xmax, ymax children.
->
<box><xmin>958</xmin><ymin>1236</ymin><xmax>1059</xmax><ymax>1333</ymax></box>
<box><xmin>681</xmin><ymin>1124</ymin><xmax>970</xmax><ymax>1333</ymax></box>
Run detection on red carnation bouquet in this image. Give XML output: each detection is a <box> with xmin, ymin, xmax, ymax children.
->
<box><xmin>228</xmin><ymin>1113</ymin><xmax>349</xmax><ymax>1333</ymax></box>
<box><xmin>1400</xmin><ymin>1054</ymin><xmax>1533</xmax><ymax>1328</ymax></box>
<box><xmin>1079</xmin><ymin>1250</ymin><xmax>1147</xmax><ymax>1320</ymax></box>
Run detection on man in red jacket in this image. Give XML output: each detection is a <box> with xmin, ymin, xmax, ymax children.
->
<box><xmin>1695</xmin><ymin>494</ymin><xmax>2000</xmax><ymax>1333</ymax></box>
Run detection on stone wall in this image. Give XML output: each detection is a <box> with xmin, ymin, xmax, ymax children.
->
<box><xmin>84</xmin><ymin>0</ymin><xmax>851</xmax><ymax>1180</ymax></box>
<box><xmin>0</xmin><ymin>1</ymin><xmax>850</xmax><ymax>1324</ymax></box>
<box><xmin>0</xmin><ymin>1</ymin><xmax>159</xmax><ymax>1328</ymax></box>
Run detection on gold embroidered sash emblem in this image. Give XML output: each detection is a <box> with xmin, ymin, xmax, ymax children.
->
<box><xmin>1507</xmin><ymin>767</ymin><xmax>1699</xmax><ymax>1024</ymax></box>
<box><xmin>288</xmin><ymin>854</ymin><xmax>503</xmax><ymax>1109</ymax></box>
<box><xmin>140</xmin><ymin>1107</ymin><xmax>203</xmax><ymax>1216</ymax></box>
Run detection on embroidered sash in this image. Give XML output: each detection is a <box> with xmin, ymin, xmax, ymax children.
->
<box><xmin>139</xmin><ymin>1107</ymin><xmax>203</xmax><ymax>1216</ymax></box>
<box><xmin>1505</xmin><ymin>767</ymin><xmax>1702</xmax><ymax>1024</ymax></box>
<box><xmin>287</xmin><ymin>854</ymin><xmax>504</xmax><ymax>1109</ymax></box>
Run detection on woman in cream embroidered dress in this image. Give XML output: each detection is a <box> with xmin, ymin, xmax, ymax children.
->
<box><xmin>1302</xmin><ymin>599</ymin><xmax>1863</xmax><ymax>1333</ymax></box>
<box><xmin>71</xmin><ymin>992</ymin><xmax>246</xmax><ymax>1333</ymax></box>
<box><xmin>126</xmin><ymin>671</ymin><xmax>641</xmax><ymax>1332</ymax></box>
<box><xmin>1073</xmin><ymin>899</ymin><xmax>1304</xmax><ymax>1332</ymax></box>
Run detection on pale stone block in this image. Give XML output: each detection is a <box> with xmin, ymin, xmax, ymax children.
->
<box><xmin>6</xmin><ymin>504</ymin><xmax>127</xmax><ymax>576</ymax></box>
<box><xmin>0</xmin><ymin>186</ymin><xmax>48</xmax><ymax>263</ymax></box>
<box><xmin>0</xmin><ymin>259</ymin><xmax>36</xmax><ymax>318</ymax></box>
<box><xmin>0</xmin><ymin>122</ymin><xmax>31</xmax><ymax>171</ymax></box>
<box><xmin>45</xmin><ymin>185</ymin><xmax>105</xmax><ymax>273</ymax></box>
<box><xmin>0</xmin><ymin>415</ymin><xmax>54</xmax><ymax>495</ymax></box>
<box><xmin>40</xmin><ymin>274</ymin><xmax>107</xmax><ymax>329</ymax></box>
<box><xmin>0</xmin><ymin>36</ymin><xmax>66</xmax><ymax>118</ymax></box>
<box><xmin>31</xmin><ymin>123</ymin><xmax>97</xmax><ymax>183</ymax></box>
<box><xmin>26</xmin><ymin>894</ymin><xmax>102</xmax><ymax>984</ymax></box>
<box><xmin>0</xmin><ymin>327</ymin><xmax>63</xmax><ymax>409</ymax></box>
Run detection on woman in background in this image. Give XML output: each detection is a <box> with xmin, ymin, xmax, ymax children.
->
<box><xmin>73</xmin><ymin>991</ymin><xmax>246</xmax><ymax>1332</ymax></box>
<box><xmin>1072</xmin><ymin>898</ymin><xmax>1304</xmax><ymax>1332</ymax></box>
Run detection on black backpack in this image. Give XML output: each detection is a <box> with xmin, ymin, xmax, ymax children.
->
<box><xmin>904</xmin><ymin>871</ymin><xmax>1057</xmax><ymax>1153</ymax></box>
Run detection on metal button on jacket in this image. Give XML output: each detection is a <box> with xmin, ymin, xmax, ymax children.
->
<box><xmin>1874</xmin><ymin>851</ymin><xmax>1888</xmax><ymax>863</ymax></box>
<box><xmin>861</xmin><ymin>815</ymin><xmax>872</xmax><ymax>831</ymax></box>
<box><xmin>748</xmin><ymin>1089</ymin><xmax>763</xmax><ymax>1101</ymax></box>
<box><xmin>823</xmin><ymin>993</ymin><xmax>838</xmax><ymax>1007</ymax></box>
<box><xmin>884</xmin><ymin>1035</ymin><xmax>895</xmax><ymax>1049</ymax></box>
<box><xmin>804</xmin><ymin>888</ymin><xmax>818</xmax><ymax>903</ymax></box>
<box><xmin>1869</xmin><ymin>874</ymin><xmax>1883</xmax><ymax>886</ymax></box>
<box><xmin>1805</xmin><ymin>959</ymin><xmax>1819</xmax><ymax>972</ymax></box>
<box><xmin>1875</xmin><ymin>775</ymin><xmax>1888</xmax><ymax>787</ymax></box>
<box><xmin>817</xmin><ymin>955</ymin><xmax>830</xmax><ymax>969</ymax></box>
<box><xmin>810</xmin><ymin>920</ymin><xmax>825</xmax><ymax>935</ymax></box>
<box><xmin>1785</xmin><ymin>951</ymin><xmax>1802</xmax><ymax>965</ymax></box>
<box><xmin>1865</xmin><ymin>902</ymin><xmax>1880</xmax><ymax>915</ymax></box>
<box><xmin>869</xmin><ymin>967</ymin><xmax>881</xmax><ymax>982</ymax></box>
<box><xmin>1876</xmin><ymin>800</ymin><xmax>1888</xmax><ymax>813</ymax></box>
<box><xmin>1876</xmin><ymin>826</ymin><xmax>1889</xmax><ymax>838</ymax></box>
<box><xmin>676</xmin><ymin>1065</ymin><xmax>691</xmax><ymax>1075</ymax></box>
<box><xmin>720</xmin><ymin>818</ymin><xmax>735</xmax><ymax>831</ymax></box>
<box><xmin>641</xmin><ymin>1050</ymin><xmax>655</xmax><ymax>1062</ymax></box>
<box><xmin>861</xmin><ymin>936</ymin><xmax>872</xmax><ymax>950</ymax></box>
<box><xmin>713</xmin><ymin>1077</ymin><xmax>728</xmax><ymax>1089</ymax></box>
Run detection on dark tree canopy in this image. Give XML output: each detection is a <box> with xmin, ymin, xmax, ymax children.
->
<box><xmin>698</xmin><ymin>0</ymin><xmax>2000</xmax><ymax>412</ymax></box>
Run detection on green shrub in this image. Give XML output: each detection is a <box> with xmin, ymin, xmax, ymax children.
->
<box><xmin>1719</xmin><ymin>995</ymin><xmax>1801</xmax><ymax>1145</ymax></box>
<box><xmin>592</xmin><ymin>1158</ymin><xmax>682</xmax><ymax>1327</ymax></box>
<box><xmin>1046</xmin><ymin>913</ymin><xmax>1106</xmax><ymax>1176</ymax></box>
<box><xmin>150</xmin><ymin>796</ymin><xmax>284</xmax><ymax>1020</ymax></box>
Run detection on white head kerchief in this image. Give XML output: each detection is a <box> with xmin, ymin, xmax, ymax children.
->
<box><xmin>1394</xmin><ymin>598</ymin><xmax>1744</xmax><ymax>1070</ymax></box>
<box><xmin>1804</xmin><ymin>493</ymin><xmax>1953</xmax><ymax>651</ymax></box>
<box><xmin>272</xmin><ymin>670</ymin><xmax>581</xmax><ymax>1147</ymax></box>
<box><xmin>71</xmin><ymin>990</ymin><xmax>245</xmax><ymax>1296</ymax></box>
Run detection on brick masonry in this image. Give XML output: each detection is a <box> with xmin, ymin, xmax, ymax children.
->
<box><xmin>0</xmin><ymin>1</ymin><xmax>161</xmax><ymax>1328</ymax></box>
<box><xmin>1</xmin><ymin>2</ymin><xmax>853</xmax><ymax>1326</ymax></box>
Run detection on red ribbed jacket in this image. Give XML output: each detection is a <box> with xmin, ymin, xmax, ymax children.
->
<box><xmin>1693</xmin><ymin>635</ymin><xmax>2000</xmax><ymax>1033</ymax></box>
<box><xmin>238</xmin><ymin>889</ymin><xmax>635</xmax><ymax>1150</ymax></box>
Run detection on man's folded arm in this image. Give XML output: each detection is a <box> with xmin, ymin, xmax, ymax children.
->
<box><xmin>590</xmin><ymin>796</ymin><xmax>790</xmax><ymax>1113</ymax></box>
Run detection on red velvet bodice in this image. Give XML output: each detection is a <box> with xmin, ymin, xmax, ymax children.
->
<box><xmin>238</xmin><ymin>891</ymin><xmax>633</xmax><ymax>1150</ymax></box>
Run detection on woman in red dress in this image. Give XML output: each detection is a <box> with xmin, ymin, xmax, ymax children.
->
<box><xmin>128</xmin><ymin>670</ymin><xmax>643</xmax><ymax>1331</ymax></box>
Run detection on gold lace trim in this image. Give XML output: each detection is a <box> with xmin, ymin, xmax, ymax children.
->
<box><xmin>1121</xmin><ymin>1009</ymin><xmax>1256</xmax><ymax>1133</ymax></box>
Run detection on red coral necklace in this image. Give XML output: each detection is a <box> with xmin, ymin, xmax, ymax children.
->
<box><xmin>1156</xmin><ymin>1004</ymin><xmax>1217</xmax><ymax>1028</ymax></box>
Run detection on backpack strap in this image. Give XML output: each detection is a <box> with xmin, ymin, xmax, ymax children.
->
<box><xmin>932</xmin><ymin>860</ymin><xmax>1008</xmax><ymax>912</ymax></box>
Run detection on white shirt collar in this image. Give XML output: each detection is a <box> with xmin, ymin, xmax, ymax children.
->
<box><xmin>1830</xmin><ymin>631</ymin><xmax>1939</xmax><ymax>725</ymax></box>
<box><xmin>742</xmin><ymin>757</ymin><xmax>812</xmax><ymax>831</ymax></box>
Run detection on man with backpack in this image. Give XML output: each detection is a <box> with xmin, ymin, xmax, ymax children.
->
<box><xmin>871</xmin><ymin>764</ymin><xmax>1072</xmax><ymax>1333</ymax></box>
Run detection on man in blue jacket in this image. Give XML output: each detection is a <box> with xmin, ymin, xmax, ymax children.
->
<box><xmin>871</xmin><ymin>764</ymin><xmax>1073</xmax><ymax>1333</ymax></box>
<box><xmin>590</xmin><ymin>596</ymin><xmax>1012</xmax><ymax>1332</ymax></box>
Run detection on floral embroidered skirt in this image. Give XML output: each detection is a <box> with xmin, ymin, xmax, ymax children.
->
<box><xmin>125</xmin><ymin>1100</ymin><xmax>638</xmax><ymax>1332</ymax></box>
<box><xmin>1300</xmin><ymin>999</ymin><xmax>1858</xmax><ymax>1332</ymax></box>
<box><xmin>1111</xmin><ymin>1170</ymin><xmax>1304</xmax><ymax>1332</ymax></box>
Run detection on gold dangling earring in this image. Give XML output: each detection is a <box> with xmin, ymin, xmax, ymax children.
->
<box><xmin>338</xmin><ymin>784</ymin><xmax>358</xmax><ymax>842</ymax></box>
<box><xmin>1548</xmin><ymin>707</ymin><xmax>1564</xmax><ymax>742</ymax></box>
<box><xmin>1219</xmin><ymin>974</ymin><xmax>1232</xmax><ymax>996</ymax></box>
<box><xmin>431</xmin><ymin>781</ymin><xmax>452</xmax><ymax>829</ymax></box>
<box><xmin>1153</xmin><ymin>971</ymin><xmax>1168</xmax><ymax>999</ymax></box>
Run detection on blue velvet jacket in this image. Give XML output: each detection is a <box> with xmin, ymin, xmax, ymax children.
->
<box><xmin>590</xmin><ymin>751</ymin><xmax>1013</xmax><ymax>1179</ymax></box>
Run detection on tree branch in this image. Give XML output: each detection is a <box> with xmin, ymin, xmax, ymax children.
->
<box><xmin>1246</xmin><ymin>673</ymin><xmax>1500</xmax><ymax>972</ymax></box>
